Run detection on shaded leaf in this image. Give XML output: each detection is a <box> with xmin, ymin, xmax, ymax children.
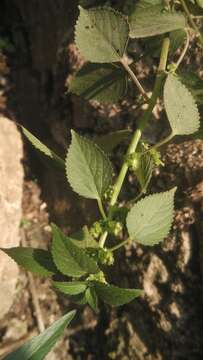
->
<box><xmin>178</xmin><ymin>71</ymin><xmax>203</xmax><ymax>105</ymax></box>
<box><xmin>164</xmin><ymin>74</ymin><xmax>200</xmax><ymax>135</ymax></box>
<box><xmin>70</xmin><ymin>226</ymin><xmax>99</xmax><ymax>249</ymax></box>
<box><xmin>51</xmin><ymin>224</ymin><xmax>100</xmax><ymax>277</ymax></box>
<box><xmin>129</xmin><ymin>3</ymin><xmax>186</xmax><ymax>38</ymax></box>
<box><xmin>75</xmin><ymin>6</ymin><xmax>129</xmax><ymax>62</ymax></box>
<box><xmin>1</xmin><ymin>247</ymin><xmax>57</xmax><ymax>277</ymax></box>
<box><xmin>94</xmin><ymin>282</ymin><xmax>143</xmax><ymax>306</ymax></box>
<box><xmin>66</xmin><ymin>130</ymin><xmax>113</xmax><ymax>200</ymax></box>
<box><xmin>85</xmin><ymin>287</ymin><xmax>98</xmax><ymax>311</ymax></box>
<box><xmin>94</xmin><ymin>129</ymin><xmax>131</xmax><ymax>153</ymax></box>
<box><xmin>4</xmin><ymin>310</ymin><xmax>76</xmax><ymax>360</ymax></box>
<box><xmin>127</xmin><ymin>188</ymin><xmax>176</xmax><ymax>246</ymax></box>
<box><xmin>53</xmin><ymin>281</ymin><xmax>87</xmax><ymax>295</ymax></box>
<box><xmin>69</xmin><ymin>63</ymin><xmax>127</xmax><ymax>103</ymax></box>
<box><xmin>21</xmin><ymin>126</ymin><xmax>64</xmax><ymax>168</ymax></box>
<box><xmin>135</xmin><ymin>152</ymin><xmax>154</xmax><ymax>193</ymax></box>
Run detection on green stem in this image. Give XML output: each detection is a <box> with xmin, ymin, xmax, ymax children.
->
<box><xmin>109</xmin><ymin>238</ymin><xmax>131</xmax><ymax>252</ymax></box>
<box><xmin>97</xmin><ymin>199</ymin><xmax>107</xmax><ymax>220</ymax></box>
<box><xmin>120</xmin><ymin>58</ymin><xmax>149</xmax><ymax>101</ymax></box>
<box><xmin>174</xmin><ymin>29</ymin><xmax>190</xmax><ymax>70</ymax></box>
<box><xmin>150</xmin><ymin>132</ymin><xmax>174</xmax><ymax>151</ymax></box>
<box><xmin>100</xmin><ymin>37</ymin><xmax>170</xmax><ymax>249</ymax></box>
<box><xmin>180</xmin><ymin>0</ymin><xmax>203</xmax><ymax>46</ymax></box>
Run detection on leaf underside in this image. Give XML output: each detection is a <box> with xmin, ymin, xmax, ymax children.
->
<box><xmin>127</xmin><ymin>188</ymin><xmax>176</xmax><ymax>246</ymax></box>
<box><xmin>75</xmin><ymin>6</ymin><xmax>129</xmax><ymax>62</ymax></box>
<box><xmin>66</xmin><ymin>130</ymin><xmax>113</xmax><ymax>200</ymax></box>
<box><xmin>164</xmin><ymin>74</ymin><xmax>200</xmax><ymax>135</ymax></box>
<box><xmin>129</xmin><ymin>4</ymin><xmax>186</xmax><ymax>38</ymax></box>
<box><xmin>69</xmin><ymin>63</ymin><xmax>128</xmax><ymax>103</ymax></box>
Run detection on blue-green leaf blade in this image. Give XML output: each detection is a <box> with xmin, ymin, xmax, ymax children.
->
<box><xmin>4</xmin><ymin>310</ymin><xmax>76</xmax><ymax>360</ymax></box>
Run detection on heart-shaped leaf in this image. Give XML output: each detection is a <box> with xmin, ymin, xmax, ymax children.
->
<box><xmin>75</xmin><ymin>6</ymin><xmax>129</xmax><ymax>62</ymax></box>
<box><xmin>69</xmin><ymin>63</ymin><xmax>128</xmax><ymax>103</ymax></box>
<box><xmin>127</xmin><ymin>188</ymin><xmax>176</xmax><ymax>246</ymax></box>
<box><xmin>66</xmin><ymin>130</ymin><xmax>113</xmax><ymax>200</ymax></box>
<box><xmin>4</xmin><ymin>310</ymin><xmax>76</xmax><ymax>360</ymax></box>
<box><xmin>1</xmin><ymin>247</ymin><xmax>57</xmax><ymax>277</ymax></box>
<box><xmin>94</xmin><ymin>282</ymin><xmax>143</xmax><ymax>306</ymax></box>
<box><xmin>51</xmin><ymin>224</ymin><xmax>100</xmax><ymax>277</ymax></box>
<box><xmin>129</xmin><ymin>3</ymin><xmax>186</xmax><ymax>38</ymax></box>
<box><xmin>164</xmin><ymin>74</ymin><xmax>200</xmax><ymax>135</ymax></box>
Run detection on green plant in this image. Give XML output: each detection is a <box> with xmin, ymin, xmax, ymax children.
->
<box><xmin>1</xmin><ymin>1</ymin><xmax>203</xmax><ymax>358</ymax></box>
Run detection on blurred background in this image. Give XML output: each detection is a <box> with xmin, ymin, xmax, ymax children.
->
<box><xmin>0</xmin><ymin>1</ymin><xmax>203</xmax><ymax>359</ymax></box>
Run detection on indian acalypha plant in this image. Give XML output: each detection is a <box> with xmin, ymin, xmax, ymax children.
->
<box><xmin>2</xmin><ymin>1</ymin><xmax>203</xmax><ymax>358</ymax></box>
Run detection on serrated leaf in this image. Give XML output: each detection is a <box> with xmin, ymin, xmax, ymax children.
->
<box><xmin>127</xmin><ymin>188</ymin><xmax>176</xmax><ymax>246</ymax></box>
<box><xmin>69</xmin><ymin>63</ymin><xmax>127</xmax><ymax>103</ymax></box>
<box><xmin>75</xmin><ymin>6</ymin><xmax>129</xmax><ymax>63</ymax></box>
<box><xmin>94</xmin><ymin>129</ymin><xmax>131</xmax><ymax>153</ymax></box>
<box><xmin>164</xmin><ymin>74</ymin><xmax>200</xmax><ymax>135</ymax></box>
<box><xmin>4</xmin><ymin>310</ymin><xmax>76</xmax><ymax>360</ymax></box>
<box><xmin>94</xmin><ymin>282</ymin><xmax>143</xmax><ymax>306</ymax></box>
<box><xmin>85</xmin><ymin>287</ymin><xmax>98</xmax><ymax>311</ymax></box>
<box><xmin>70</xmin><ymin>226</ymin><xmax>98</xmax><ymax>249</ymax></box>
<box><xmin>1</xmin><ymin>247</ymin><xmax>57</xmax><ymax>277</ymax></box>
<box><xmin>71</xmin><ymin>292</ymin><xmax>87</xmax><ymax>305</ymax></box>
<box><xmin>178</xmin><ymin>71</ymin><xmax>203</xmax><ymax>105</ymax></box>
<box><xmin>51</xmin><ymin>224</ymin><xmax>100</xmax><ymax>277</ymax></box>
<box><xmin>21</xmin><ymin>126</ymin><xmax>64</xmax><ymax>168</ymax></box>
<box><xmin>135</xmin><ymin>152</ymin><xmax>154</xmax><ymax>193</ymax></box>
<box><xmin>129</xmin><ymin>3</ymin><xmax>186</xmax><ymax>38</ymax></box>
<box><xmin>66</xmin><ymin>130</ymin><xmax>113</xmax><ymax>200</ymax></box>
<box><xmin>53</xmin><ymin>281</ymin><xmax>87</xmax><ymax>295</ymax></box>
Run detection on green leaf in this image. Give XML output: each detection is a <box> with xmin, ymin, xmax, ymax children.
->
<box><xmin>94</xmin><ymin>282</ymin><xmax>143</xmax><ymax>306</ymax></box>
<box><xmin>129</xmin><ymin>3</ymin><xmax>186</xmax><ymax>38</ymax></box>
<box><xmin>85</xmin><ymin>287</ymin><xmax>98</xmax><ymax>311</ymax></box>
<box><xmin>66</xmin><ymin>130</ymin><xmax>113</xmax><ymax>200</ymax></box>
<box><xmin>70</xmin><ymin>226</ymin><xmax>99</xmax><ymax>249</ymax></box>
<box><xmin>4</xmin><ymin>310</ymin><xmax>76</xmax><ymax>360</ymax></box>
<box><xmin>196</xmin><ymin>0</ymin><xmax>203</xmax><ymax>8</ymax></box>
<box><xmin>94</xmin><ymin>129</ymin><xmax>131</xmax><ymax>153</ymax></box>
<box><xmin>51</xmin><ymin>224</ymin><xmax>100</xmax><ymax>277</ymax></box>
<box><xmin>135</xmin><ymin>152</ymin><xmax>154</xmax><ymax>193</ymax></box>
<box><xmin>75</xmin><ymin>6</ymin><xmax>129</xmax><ymax>63</ymax></box>
<box><xmin>169</xmin><ymin>29</ymin><xmax>187</xmax><ymax>54</ymax></box>
<box><xmin>1</xmin><ymin>247</ymin><xmax>57</xmax><ymax>277</ymax></box>
<box><xmin>178</xmin><ymin>71</ymin><xmax>203</xmax><ymax>105</ymax></box>
<box><xmin>164</xmin><ymin>74</ymin><xmax>200</xmax><ymax>135</ymax></box>
<box><xmin>53</xmin><ymin>281</ymin><xmax>87</xmax><ymax>295</ymax></box>
<box><xmin>127</xmin><ymin>188</ymin><xmax>176</xmax><ymax>246</ymax></box>
<box><xmin>69</xmin><ymin>63</ymin><xmax>128</xmax><ymax>103</ymax></box>
<box><xmin>21</xmin><ymin>126</ymin><xmax>64</xmax><ymax>168</ymax></box>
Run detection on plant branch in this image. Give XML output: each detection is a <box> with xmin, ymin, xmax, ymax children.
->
<box><xmin>109</xmin><ymin>237</ymin><xmax>131</xmax><ymax>252</ymax></box>
<box><xmin>150</xmin><ymin>133</ymin><xmax>174</xmax><ymax>151</ymax></box>
<box><xmin>180</xmin><ymin>0</ymin><xmax>203</xmax><ymax>46</ymax></box>
<box><xmin>98</xmin><ymin>37</ymin><xmax>170</xmax><ymax>249</ymax></box>
<box><xmin>97</xmin><ymin>199</ymin><xmax>107</xmax><ymax>220</ymax></box>
<box><xmin>120</xmin><ymin>58</ymin><xmax>149</xmax><ymax>101</ymax></box>
<box><xmin>174</xmin><ymin>29</ymin><xmax>190</xmax><ymax>70</ymax></box>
